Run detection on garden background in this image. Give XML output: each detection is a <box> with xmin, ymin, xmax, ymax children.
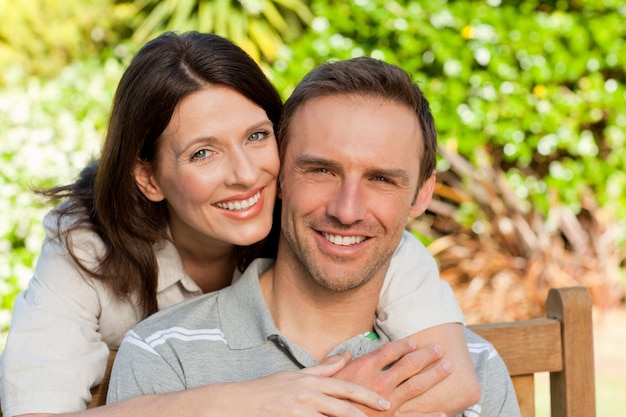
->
<box><xmin>1</xmin><ymin>0</ymin><xmax>625</xmax><ymax>415</ymax></box>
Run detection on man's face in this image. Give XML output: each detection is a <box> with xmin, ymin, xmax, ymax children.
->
<box><xmin>279</xmin><ymin>93</ymin><xmax>432</xmax><ymax>292</ymax></box>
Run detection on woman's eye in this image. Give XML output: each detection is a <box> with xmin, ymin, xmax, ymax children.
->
<box><xmin>249</xmin><ymin>130</ymin><xmax>270</xmax><ymax>142</ymax></box>
<box><xmin>191</xmin><ymin>149</ymin><xmax>209</xmax><ymax>160</ymax></box>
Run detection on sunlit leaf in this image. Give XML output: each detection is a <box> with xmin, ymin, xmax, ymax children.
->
<box><xmin>132</xmin><ymin>1</ymin><xmax>175</xmax><ymax>43</ymax></box>
<box><xmin>260</xmin><ymin>1</ymin><xmax>289</xmax><ymax>34</ymax></box>
<box><xmin>170</xmin><ymin>0</ymin><xmax>196</xmax><ymax>30</ymax></box>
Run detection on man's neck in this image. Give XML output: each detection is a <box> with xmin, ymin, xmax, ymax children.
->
<box><xmin>259</xmin><ymin>264</ymin><xmax>382</xmax><ymax>362</ymax></box>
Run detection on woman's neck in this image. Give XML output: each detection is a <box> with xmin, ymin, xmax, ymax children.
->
<box><xmin>179</xmin><ymin>248</ymin><xmax>236</xmax><ymax>293</ymax></box>
<box><xmin>169</xmin><ymin>223</ymin><xmax>237</xmax><ymax>294</ymax></box>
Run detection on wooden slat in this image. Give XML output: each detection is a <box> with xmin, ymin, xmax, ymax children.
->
<box><xmin>89</xmin><ymin>350</ymin><xmax>117</xmax><ymax>409</ymax></box>
<box><xmin>512</xmin><ymin>374</ymin><xmax>535</xmax><ymax>417</ymax></box>
<box><xmin>547</xmin><ymin>287</ymin><xmax>596</xmax><ymax>417</ymax></box>
<box><xmin>470</xmin><ymin>318</ymin><xmax>563</xmax><ymax>376</ymax></box>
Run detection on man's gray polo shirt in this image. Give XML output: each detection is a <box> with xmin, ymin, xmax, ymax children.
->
<box><xmin>107</xmin><ymin>258</ymin><xmax>520</xmax><ymax>416</ymax></box>
<box><xmin>107</xmin><ymin>258</ymin><xmax>389</xmax><ymax>398</ymax></box>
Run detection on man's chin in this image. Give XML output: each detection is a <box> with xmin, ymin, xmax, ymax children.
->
<box><xmin>309</xmin><ymin>267</ymin><xmax>372</xmax><ymax>292</ymax></box>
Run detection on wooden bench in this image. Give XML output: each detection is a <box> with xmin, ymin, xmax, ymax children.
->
<box><xmin>470</xmin><ymin>286</ymin><xmax>596</xmax><ymax>417</ymax></box>
<box><xmin>88</xmin><ymin>351</ymin><xmax>117</xmax><ymax>410</ymax></box>
<box><xmin>2</xmin><ymin>286</ymin><xmax>596</xmax><ymax>417</ymax></box>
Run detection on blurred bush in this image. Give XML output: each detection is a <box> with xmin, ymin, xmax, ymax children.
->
<box><xmin>0</xmin><ymin>57</ymin><xmax>124</xmax><ymax>343</ymax></box>
<box><xmin>129</xmin><ymin>0</ymin><xmax>312</xmax><ymax>62</ymax></box>
<box><xmin>0</xmin><ymin>0</ymin><xmax>136</xmax><ymax>81</ymax></box>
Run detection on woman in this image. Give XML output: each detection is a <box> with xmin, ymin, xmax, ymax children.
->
<box><xmin>0</xmin><ymin>32</ymin><xmax>476</xmax><ymax>417</ymax></box>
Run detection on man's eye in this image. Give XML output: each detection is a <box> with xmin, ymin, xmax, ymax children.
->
<box><xmin>372</xmin><ymin>175</ymin><xmax>397</xmax><ymax>185</ymax></box>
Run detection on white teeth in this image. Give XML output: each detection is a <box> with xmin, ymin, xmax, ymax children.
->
<box><xmin>216</xmin><ymin>191</ymin><xmax>261</xmax><ymax>211</ymax></box>
<box><xmin>322</xmin><ymin>233</ymin><xmax>366</xmax><ymax>246</ymax></box>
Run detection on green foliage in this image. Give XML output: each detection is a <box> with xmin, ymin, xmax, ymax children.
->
<box><xmin>0</xmin><ymin>0</ymin><xmax>136</xmax><ymax>82</ymax></box>
<box><xmin>130</xmin><ymin>0</ymin><xmax>312</xmax><ymax>62</ymax></box>
<box><xmin>0</xmin><ymin>57</ymin><xmax>124</xmax><ymax>341</ymax></box>
<box><xmin>272</xmin><ymin>0</ymin><xmax>626</xmax><ymax>228</ymax></box>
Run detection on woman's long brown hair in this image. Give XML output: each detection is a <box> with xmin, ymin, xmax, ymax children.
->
<box><xmin>40</xmin><ymin>32</ymin><xmax>282</xmax><ymax>318</ymax></box>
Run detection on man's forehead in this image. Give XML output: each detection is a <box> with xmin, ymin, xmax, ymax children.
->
<box><xmin>285</xmin><ymin>97</ymin><xmax>421</xmax><ymax>173</ymax></box>
<box><xmin>288</xmin><ymin>94</ymin><xmax>422</xmax><ymax>146</ymax></box>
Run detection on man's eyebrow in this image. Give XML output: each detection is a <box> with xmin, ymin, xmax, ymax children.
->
<box><xmin>293</xmin><ymin>154</ymin><xmax>340</xmax><ymax>170</ymax></box>
<box><xmin>367</xmin><ymin>167</ymin><xmax>411</xmax><ymax>185</ymax></box>
<box><xmin>294</xmin><ymin>154</ymin><xmax>411</xmax><ymax>185</ymax></box>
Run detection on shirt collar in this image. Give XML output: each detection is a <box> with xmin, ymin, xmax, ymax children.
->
<box><xmin>216</xmin><ymin>258</ymin><xmax>389</xmax><ymax>359</ymax></box>
<box><xmin>217</xmin><ymin>258</ymin><xmax>279</xmax><ymax>349</ymax></box>
<box><xmin>155</xmin><ymin>227</ymin><xmax>243</xmax><ymax>295</ymax></box>
<box><xmin>154</xmin><ymin>237</ymin><xmax>203</xmax><ymax>294</ymax></box>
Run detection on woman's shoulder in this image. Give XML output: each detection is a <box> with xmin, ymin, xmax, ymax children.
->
<box><xmin>41</xmin><ymin>200</ymin><xmax>106</xmax><ymax>256</ymax></box>
<box><xmin>392</xmin><ymin>230</ymin><xmax>436</xmax><ymax>265</ymax></box>
<box><xmin>43</xmin><ymin>199</ymin><xmax>86</xmax><ymax>231</ymax></box>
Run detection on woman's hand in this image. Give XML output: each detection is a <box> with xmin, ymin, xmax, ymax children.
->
<box><xmin>13</xmin><ymin>342</ymin><xmax>447</xmax><ymax>417</ymax></box>
<box><xmin>208</xmin><ymin>354</ymin><xmax>392</xmax><ymax>417</ymax></box>
<box><xmin>331</xmin><ymin>339</ymin><xmax>452</xmax><ymax>417</ymax></box>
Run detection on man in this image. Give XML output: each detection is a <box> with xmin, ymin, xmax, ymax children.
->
<box><xmin>107</xmin><ymin>57</ymin><xmax>519</xmax><ymax>416</ymax></box>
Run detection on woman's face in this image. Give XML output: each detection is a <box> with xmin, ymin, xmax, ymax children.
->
<box><xmin>135</xmin><ymin>85</ymin><xmax>279</xmax><ymax>248</ymax></box>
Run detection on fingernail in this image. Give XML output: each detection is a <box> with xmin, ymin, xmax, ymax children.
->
<box><xmin>408</xmin><ymin>339</ymin><xmax>417</xmax><ymax>349</ymax></box>
<box><xmin>441</xmin><ymin>359</ymin><xmax>452</xmax><ymax>372</ymax></box>
<box><xmin>433</xmin><ymin>343</ymin><xmax>443</xmax><ymax>356</ymax></box>
<box><xmin>378</xmin><ymin>399</ymin><xmax>391</xmax><ymax>410</ymax></box>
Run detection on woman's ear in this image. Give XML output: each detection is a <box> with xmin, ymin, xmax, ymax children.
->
<box><xmin>133</xmin><ymin>160</ymin><xmax>165</xmax><ymax>202</ymax></box>
<box><xmin>409</xmin><ymin>172</ymin><xmax>436</xmax><ymax>218</ymax></box>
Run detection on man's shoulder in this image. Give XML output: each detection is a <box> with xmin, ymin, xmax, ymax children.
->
<box><xmin>463</xmin><ymin>327</ymin><xmax>497</xmax><ymax>361</ymax></box>
<box><xmin>134</xmin><ymin>290</ymin><xmax>221</xmax><ymax>337</ymax></box>
<box><xmin>463</xmin><ymin>326</ymin><xmax>513</xmax><ymax>382</ymax></box>
<box><xmin>462</xmin><ymin>327</ymin><xmax>521</xmax><ymax>416</ymax></box>
<box><xmin>463</xmin><ymin>327</ymin><xmax>491</xmax><ymax>346</ymax></box>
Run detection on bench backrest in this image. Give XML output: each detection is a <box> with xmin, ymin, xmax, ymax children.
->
<box><xmin>88</xmin><ymin>350</ymin><xmax>116</xmax><ymax>409</ymax></box>
<box><xmin>470</xmin><ymin>286</ymin><xmax>596</xmax><ymax>417</ymax></box>
<box><xmin>2</xmin><ymin>286</ymin><xmax>596</xmax><ymax>416</ymax></box>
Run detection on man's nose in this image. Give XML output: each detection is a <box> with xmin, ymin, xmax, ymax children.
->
<box><xmin>325</xmin><ymin>178</ymin><xmax>367</xmax><ymax>225</ymax></box>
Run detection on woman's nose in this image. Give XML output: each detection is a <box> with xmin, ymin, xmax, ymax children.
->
<box><xmin>225</xmin><ymin>148</ymin><xmax>260</xmax><ymax>187</ymax></box>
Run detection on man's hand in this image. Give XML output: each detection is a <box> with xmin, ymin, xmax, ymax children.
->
<box><xmin>331</xmin><ymin>339</ymin><xmax>451</xmax><ymax>416</ymax></box>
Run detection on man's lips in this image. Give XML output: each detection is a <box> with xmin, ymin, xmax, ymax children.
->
<box><xmin>321</xmin><ymin>232</ymin><xmax>368</xmax><ymax>246</ymax></box>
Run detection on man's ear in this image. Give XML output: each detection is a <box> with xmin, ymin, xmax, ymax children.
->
<box><xmin>409</xmin><ymin>172</ymin><xmax>436</xmax><ymax>218</ymax></box>
<box><xmin>133</xmin><ymin>160</ymin><xmax>165</xmax><ymax>202</ymax></box>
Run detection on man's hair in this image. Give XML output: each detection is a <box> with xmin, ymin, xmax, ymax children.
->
<box><xmin>278</xmin><ymin>57</ymin><xmax>437</xmax><ymax>188</ymax></box>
